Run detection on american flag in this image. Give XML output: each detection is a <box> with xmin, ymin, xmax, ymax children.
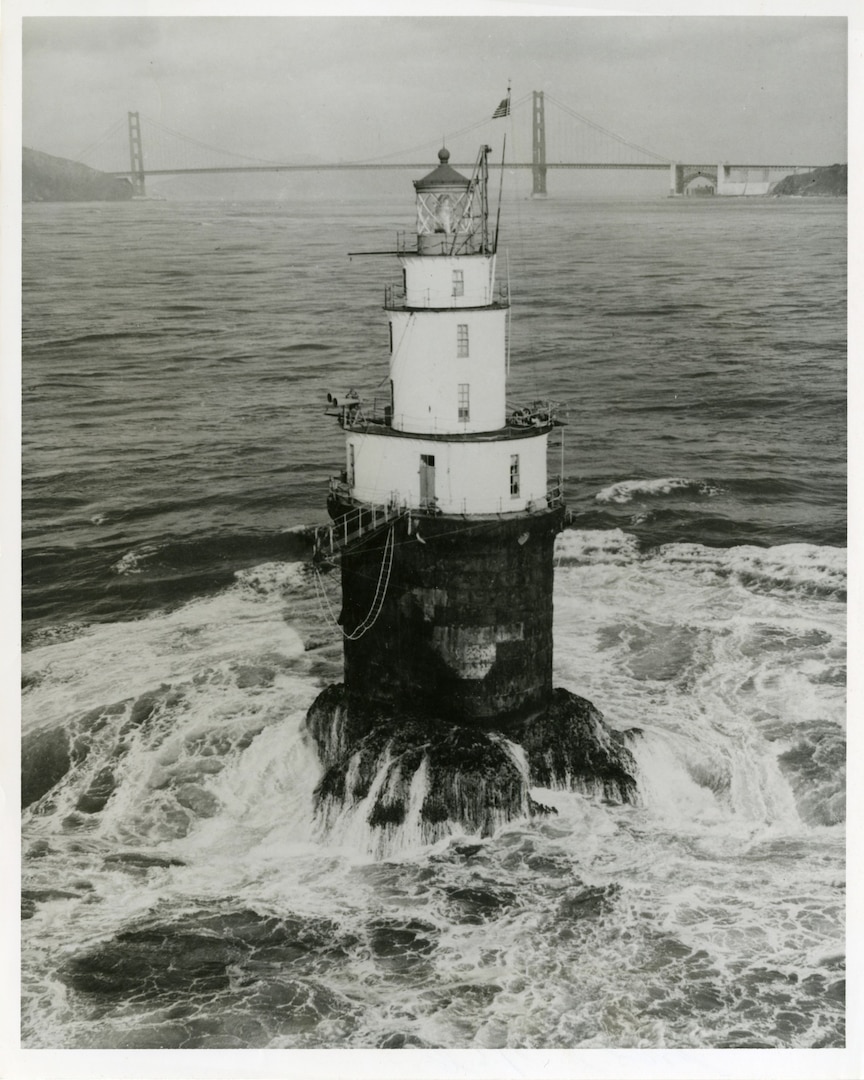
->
<box><xmin>492</xmin><ymin>97</ymin><xmax>510</xmax><ymax>119</ymax></box>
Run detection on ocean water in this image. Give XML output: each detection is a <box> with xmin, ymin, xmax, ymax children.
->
<box><xmin>21</xmin><ymin>193</ymin><xmax>846</xmax><ymax>1050</ymax></box>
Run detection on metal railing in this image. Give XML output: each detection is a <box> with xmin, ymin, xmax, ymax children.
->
<box><xmin>384</xmin><ymin>282</ymin><xmax>510</xmax><ymax>310</ymax></box>
<box><xmin>395</xmin><ymin>231</ymin><xmax>417</xmax><ymax>255</ymax></box>
<box><xmin>383</xmin><ymin>283</ymin><xmax>406</xmax><ymax>308</ymax></box>
<box><xmin>314</xmin><ymin>497</ymin><xmax>407</xmax><ymax>561</ymax></box>
<box><xmin>329</xmin><ymin>396</ymin><xmax>564</xmax><ymax>437</ymax></box>
<box><xmin>545</xmin><ymin>476</ymin><xmax>565</xmax><ymax>509</ymax></box>
<box><xmin>338</xmin><ymin>397</ymin><xmax>393</xmax><ymax>431</ymax></box>
<box><xmin>323</xmin><ymin>474</ymin><xmax>564</xmax><ymax>525</ymax></box>
<box><xmin>508</xmin><ymin>399</ymin><xmax>564</xmax><ymax>430</ymax></box>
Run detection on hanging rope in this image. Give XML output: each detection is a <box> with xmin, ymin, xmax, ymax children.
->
<box><xmin>312</xmin><ymin>525</ymin><xmax>396</xmax><ymax>641</ymax></box>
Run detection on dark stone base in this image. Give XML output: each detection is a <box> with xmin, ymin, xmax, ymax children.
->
<box><xmin>335</xmin><ymin>506</ymin><xmax>565</xmax><ymax>722</ymax></box>
<box><xmin>305</xmin><ymin>684</ymin><xmax>639</xmax><ymax>841</ymax></box>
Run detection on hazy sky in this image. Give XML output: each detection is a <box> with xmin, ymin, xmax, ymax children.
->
<box><xmin>21</xmin><ymin>14</ymin><xmax>848</xmax><ymax>175</ymax></box>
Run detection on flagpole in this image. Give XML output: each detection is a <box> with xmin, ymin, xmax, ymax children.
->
<box><xmin>492</xmin><ymin>84</ymin><xmax>510</xmax><ymax>254</ymax></box>
<box><xmin>493</xmin><ymin>132</ymin><xmax>506</xmax><ymax>254</ymax></box>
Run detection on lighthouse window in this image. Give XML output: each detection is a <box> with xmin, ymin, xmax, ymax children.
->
<box><xmin>457</xmin><ymin>324</ymin><xmax>469</xmax><ymax>357</ymax></box>
<box><xmin>452</xmin><ymin>270</ymin><xmax>464</xmax><ymax>297</ymax></box>
<box><xmin>510</xmin><ymin>454</ymin><xmax>520</xmax><ymax>497</ymax></box>
<box><xmin>388</xmin><ymin>322</ymin><xmax>393</xmax><ymax>353</ymax></box>
<box><xmin>458</xmin><ymin>383</ymin><xmax>470</xmax><ymax>420</ymax></box>
<box><xmin>347</xmin><ymin>444</ymin><xmax>356</xmax><ymax>486</ymax></box>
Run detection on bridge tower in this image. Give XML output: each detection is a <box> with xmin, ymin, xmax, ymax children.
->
<box><xmin>532</xmin><ymin>91</ymin><xmax>548</xmax><ymax>197</ymax></box>
<box><xmin>127</xmin><ymin>111</ymin><xmax>146</xmax><ymax>198</ymax></box>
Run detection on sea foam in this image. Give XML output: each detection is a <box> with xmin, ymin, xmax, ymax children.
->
<box><xmin>595</xmin><ymin>477</ymin><xmax>719</xmax><ymax>504</ymax></box>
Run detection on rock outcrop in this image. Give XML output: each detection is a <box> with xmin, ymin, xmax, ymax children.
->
<box><xmin>772</xmin><ymin>164</ymin><xmax>847</xmax><ymax>197</ymax></box>
<box><xmin>305</xmin><ymin>683</ymin><xmax>639</xmax><ymax>842</ymax></box>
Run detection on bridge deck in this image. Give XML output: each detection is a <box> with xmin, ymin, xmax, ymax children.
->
<box><xmin>111</xmin><ymin>161</ymin><xmax>823</xmax><ymax>178</ymax></box>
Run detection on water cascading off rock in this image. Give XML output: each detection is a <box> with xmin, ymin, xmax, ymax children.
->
<box><xmin>306</xmin><ymin>683</ymin><xmax>638</xmax><ymax>842</ymax></box>
<box><xmin>306</xmin><ymin>133</ymin><xmax>638</xmax><ymax>840</ymax></box>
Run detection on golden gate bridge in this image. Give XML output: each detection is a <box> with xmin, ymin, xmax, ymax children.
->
<box><xmin>77</xmin><ymin>91</ymin><xmax>820</xmax><ymax>199</ymax></box>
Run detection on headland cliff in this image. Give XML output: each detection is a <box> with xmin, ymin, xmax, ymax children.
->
<box><xmin>773</xmin><ymin>164</ymin><xmax>847</xmax><ymax>197</ymax></box>
<box><xmin>23</xmin><ymin>147</ymin><xmax>133</xmax><ymax>203</ymax></box>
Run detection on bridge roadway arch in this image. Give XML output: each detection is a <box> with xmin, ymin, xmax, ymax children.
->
<box><xmin>672</xmin><ymin>163</ymin><xmax>718</xmax><ymax>195</ymax></box>
<box><xmin>671</xmin><ymin>162</ymin><xmax>814</xmax><ymax>196</ymax></box>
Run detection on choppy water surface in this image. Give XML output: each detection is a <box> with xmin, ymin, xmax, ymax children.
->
<box><xmin>21</xmin><ymin>194</ymin><xmax>845</xmax><ymax>1049</ymax></box>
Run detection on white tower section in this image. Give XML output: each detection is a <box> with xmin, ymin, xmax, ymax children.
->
<box><xmin>333</xmin><ymin>147</ymin><xmax>555</xmax><ymax>517</ymax></box>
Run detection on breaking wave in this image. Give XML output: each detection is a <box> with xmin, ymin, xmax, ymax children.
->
<box><xmin>595</xmin><ymin>477</ymin><xmax>720</xmax><ymax>504</ymax></box>
<box><xmin>21</xmin><ymin>528</ymin><xmax>846</xmax><ymax>1049</ymax></box>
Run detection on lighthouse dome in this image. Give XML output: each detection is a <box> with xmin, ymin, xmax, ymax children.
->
<box><xmin>413</xmin><ymin>147</ymin><xmax>471</xmax><ymax>192</ymax></box>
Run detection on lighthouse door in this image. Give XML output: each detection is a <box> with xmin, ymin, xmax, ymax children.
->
<box><xmin>419</xmin><ymin>454</ymin><xmax>436</xmax><ymax>507</ymax></box>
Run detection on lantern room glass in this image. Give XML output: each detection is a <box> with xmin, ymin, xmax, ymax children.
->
<box><xmin>415</xmin><ymin>189</ymin><xmax>483</xmax><ymax>254</ymax></box>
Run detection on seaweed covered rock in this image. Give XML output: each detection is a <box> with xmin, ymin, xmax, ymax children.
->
<box><xmin>21</xmin><ymin>726</ymin><xmax>71</xmax><ymax>809</ymax></box>
<box><xmin>305</xmin><ymin>683</ymin><xmax>639</xmax><ymax>841</ymax></box>
<box><xmin>306</xmin><ymin>685</ymin><xmax>535</xmax><ymax>838</ymax></box>
<box><xmin>515</xmin><ymin>687</ymin><xmax>638</xmax><ymax>803</ymax></box>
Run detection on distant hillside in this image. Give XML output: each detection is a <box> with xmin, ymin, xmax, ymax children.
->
<box><xmin>772</xmin><ymin>164</ymin><xmax>847</xmax><ymax>197</ymax></box>
<box><xmin>23</xmin><ymin>147</ymin><xmax>133</xmax><ymax>203</ymax></box>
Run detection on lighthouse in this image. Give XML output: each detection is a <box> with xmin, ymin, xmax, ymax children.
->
<box><xmin>308</xmin><ymin>141</ymin><xmax>636</xmax><ymax>842</ymax></box>
<box><xmin>318</xmin><ymin>145</ymin><xmax>563</xmax><ymax>721</ymax></box>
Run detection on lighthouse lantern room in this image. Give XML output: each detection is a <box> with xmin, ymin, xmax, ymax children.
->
<box><xmin>316</xmin><ymin>142</ymin><xmax>565</xmax><ymax>723</ymax></box>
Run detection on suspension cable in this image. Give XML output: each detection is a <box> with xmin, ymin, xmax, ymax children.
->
<box><xmin>138</xmin><ymin>96</ymin><xmax>535</xmax><ymax>172</ymax></box>
<box><xmin>139</xmin><ymin>114</ymin><xmax>293</xmax><ymax>166</ymax></box>
<box><xmin>351</xmin><ymin>92</ymin><xmax>532</xmax><ymax>165</ymax></box>
<box><xmin>76</xmin><ymin>117</ymin><xmax>127</xmax><ymax>163</ymax></box>
<box><xmin>545</xmin><ymin>93</ymin><xmax>673</xmax><ymax>163</ymax></box>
